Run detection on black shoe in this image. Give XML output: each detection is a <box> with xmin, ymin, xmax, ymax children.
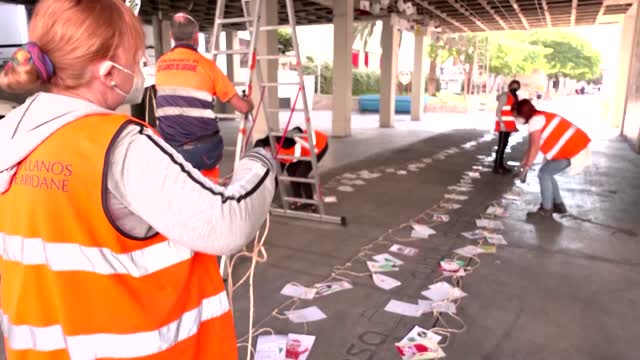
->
<box><xmin>527</xmin><ymin>206</ymin><xmax>554</xmax><ymax>219</ymax></box>
<box><xmin>500</xmin><ymin>165</ymin><xmax>514</xmax><ymax>173</ymax></box>
<box><xmin>553</xmin><ymin>202</ymin><xmax>568</xmax><ymax>214</ymax></box>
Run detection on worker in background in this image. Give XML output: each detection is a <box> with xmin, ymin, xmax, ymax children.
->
<box><xmin>256</xmin><ymin>127</ymin><xmax>329</xmax><ymax>212</ymax></box>
<box><xmin>512</xmin><ymin>99</ymin><xmax>591</xmax><ymax>218</ymax></box>
<box><xmin>0</xmin><ymin>0</ymin><xmax>275</xmax><ymax>359</ymax></box>
<box><xmin>493</xmin><ymin>80</ymin><xmax>520</xmax><ymax>174</ymax></box>
<box><xmin>155</xmin><ymin>12</ymin><xmax>253</xmax><ymax>172</ymax></box>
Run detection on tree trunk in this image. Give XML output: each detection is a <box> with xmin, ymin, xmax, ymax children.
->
<box><xmin>427</xmin><ymin>59</ymin><xmax>438</xmax><ymax>96</ymax></box>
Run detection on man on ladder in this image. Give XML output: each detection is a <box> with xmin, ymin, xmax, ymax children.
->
<box><xmin>155</xmin><ymin>12</ymin><xmax>253</xmax><ymax>179</ymax></box>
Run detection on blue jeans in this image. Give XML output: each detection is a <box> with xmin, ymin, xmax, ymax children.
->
<box><xmin>175</xmin><ymin>133</ymin><xmax>224</xmax><ymax>171</ymax></box>
<box><xmin>538</xmin><ymin>159</ymin><xmax>571</xmax><ymax>210</ymax></box>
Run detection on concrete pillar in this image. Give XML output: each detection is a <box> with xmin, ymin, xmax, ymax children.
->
<box><xmin>251</xmin><ymin>0</ymin><xmax>280</xmax><ymax>140</ymax></box>
<box><xmin>612</xmin><ymin>4</ymin><xmax>638</xmax><ymax>130</ymax></box>
<box><xmin>152</xmin><ymin>16</ymin><xmax>172</xmax><ymax>58</ymax></box>
<box><xmin>410</xmin><ymin>27</ymin><xmax>426</xmax><ymax>121</ymax></box>
<box><xmin>621</xmin><ymin>3</ymin><xmax>640</xmax><ymax>151</ymax></box>
<box><xmin>332</xmin><ymin>0</ymin><xmax>354</xmax><ymax>137</ymax></box>
<box><xmin>379</xmin><ymin>15</ymin><xmax>400</xmax><ymax>128</ymax></box>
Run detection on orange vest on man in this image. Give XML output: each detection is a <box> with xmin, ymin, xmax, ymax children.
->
<box><xmin>0</xmin><ymin>114</ymin><xmax>237</xmax><ymax>360</ymax></box>
<box><xmin>495</xmin><ymin>92</ymin><xmax>518</xmax><ymax>132</ymax></box>
<box><xmin>279</xmin><ymin>130</ymin><xmax>328</xmax><ymax>164</ymax></box>
<box><xmin>538</xmin><ymin>111</ymin><xmax>591</xmax><ymax>160</ymax></box>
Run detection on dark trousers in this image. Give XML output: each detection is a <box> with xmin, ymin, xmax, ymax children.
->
<box><xmin>285</xmin><ymin>144</ymin><xmax>328</xmax><ymax>199</ymax></box>
<box><xmin>494</xmin><ymin>131</ymin><xmax>511</xmax><ymax>169</ymax></box>
<box><xmin>175</xmin><ymin>133</ymin><xmax>224</xmax><ymax>171</ymax></box>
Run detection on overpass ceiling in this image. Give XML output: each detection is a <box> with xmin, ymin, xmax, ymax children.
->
<box><xmin>4</xmin><ymin>0</ymin><xmax>633</xmax><ymax>33</ymax></box>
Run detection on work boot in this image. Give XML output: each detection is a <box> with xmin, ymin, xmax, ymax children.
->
<box><xmin>553</xmin><ymin>202</ymin><xmax>568</xmax><ymax>214</ymax></box>
<box><xmin>526</xmin><ymin>206</ymin><xmax>554</xmax><ymax>219</ymax></box>
<box><xmin>500</xmin><ymin>164</ymin><xmax>514</xmax><ymax>173</ymax></box>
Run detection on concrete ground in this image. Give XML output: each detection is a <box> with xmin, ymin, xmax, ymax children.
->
<box><xmin>224</xmin><ymin>95</ymin><xmax>640</xmax><ymax>359</ymax></box>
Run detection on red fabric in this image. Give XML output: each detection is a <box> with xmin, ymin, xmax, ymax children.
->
<box><xmin>351</xmin><ymin>50</ymin><xmax>359</xmax><ymax>68</ymax></box>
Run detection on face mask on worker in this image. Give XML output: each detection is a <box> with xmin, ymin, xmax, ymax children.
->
<box><xmin>108</xmin><ymin>61</ymin><xmax>145</xmax><ymax>105</ymax></box>
<box><xmin>516</xmin><ymin>116</ymin><xmax>526</xmax><ymax>125</ymax></box>
<box><xmin>509</xmin><ymin>86</ymin><xmax>519</xmax><ymax>95</ymax></box>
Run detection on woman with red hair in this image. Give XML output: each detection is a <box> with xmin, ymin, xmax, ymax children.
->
<box><xmin>0</xmin><ymin>1</ymin><xmax>275</xmax><ymax>359</ymax></box>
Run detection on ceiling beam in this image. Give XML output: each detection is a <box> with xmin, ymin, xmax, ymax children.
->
<box><xmin>415</xmin><ymin>0</ymin><xmax>472</xmax><ymax>32</ymax></box>
<box><xmin>309</xmin><ymin>0</ymin><xmax>333</xmax><ymax>8</ymax></box>
<box><xmin>541</xmin><ymin>0</ymin><xmax>553</xmax><ymax>27</ymax></box>
<box><xmin>570</xmin><ymin>0</ymin><xmax>578</xmax><ymax>25</ymax></box>
<box><xmin>445</xmin><ymin>0</ymin><xmax>491</xmax><ymax>31</ymax></box>
<box><xmin>477</xmin><ymin>0</ymin><xmax>510</xmax><ymax>30</ymax></box>
<box><xmin>509</xmin><ymin>0</ymin><xmax>530</xmax><ymax>29</ymax></box>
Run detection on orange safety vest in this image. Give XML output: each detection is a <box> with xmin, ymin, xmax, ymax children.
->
<box><xmin>538</xmin><ymin>111</ymin><xmax>591</xmax><ymax>160</ymax></box>
<box><xmin>0</xmin><ymin>114</ymin><xmax>237</xmax><ymax>360</ymax></box>
<box><xmin>494</xmin><ymin>92</ymin><xmax>518</xmax><ymax>132</ymax></box>
<box><xmin>279</xmin><ymin>130</ymin><xmax>328</xmax><ymax>164</ymax></box>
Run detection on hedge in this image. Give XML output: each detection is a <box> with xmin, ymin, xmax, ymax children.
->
<box><xmin>303</xmin><ymin>62</ymin><xmax>433</xmax><ymax>96</ymax></box>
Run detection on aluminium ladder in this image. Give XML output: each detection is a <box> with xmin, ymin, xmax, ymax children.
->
<box><xmin>210</xmin><ymin>0</ymin><xmax>345</xmax><ymax>226</ymax></box>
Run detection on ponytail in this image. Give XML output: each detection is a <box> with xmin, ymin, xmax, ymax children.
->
<box><xmin>0</xmin><ymin>42</ymin><xmax>55</xmax><ymax>94</ymax></box>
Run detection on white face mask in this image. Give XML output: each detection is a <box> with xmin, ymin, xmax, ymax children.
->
<box><xmin>516</xmin><ymin>116</ymin><xmax>526</xmax><ymax>125</ymax></box>
<box><xmin>108</xmin><ymin>61</ymin><xmax>145</xmax><ymax>105</ymax></box>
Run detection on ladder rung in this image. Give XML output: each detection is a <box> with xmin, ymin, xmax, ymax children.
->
<box><xmin>213</xmin><ymin>49</ymin><xmax>251</xmax><ymax>56</ymax></box>
<box><xmin>257</xmin><ymin>55</ymin><xmax>296</xmax><ymax>60</ymax></box>
<box><xmin>278</xmin><ymin>154</ymin><xmax>312</xmax><ymax>161</ymax></box>
<box><xmin>265</xmin><ymin>108</ymin><xmax>304</xmax><ymax>113</ymax></box>
<box><xmin>216</xmin><ymin>17</ymin><xmax>255</xmax><ymax>25</ymax></box>
<box><xmin>251</xmin><ymin>25</ymin><xmax>293</xmax><ymax>31</ymax></box>
<box><xmin>262</xmin><ymin>82</ymin><xmax>300</xmax><ymax>87</ymax></box>
<box><xmin>284</xmin><ymin>197</ymin><xmax>319</xmax><ymax>205</ymax></box>
<box><xmin>233</xmin><ymin>82</ymin><xmax>248</xmax><ymax>86</ymax></box>
<box><xmin>278</xmin><ymin>176</ymin><xmax>317</xmax><ymax>184</ymax></box>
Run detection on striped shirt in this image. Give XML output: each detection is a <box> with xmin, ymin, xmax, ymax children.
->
<box><xmin>155</xmin><ymin>45</ymin><xmax>237</xmax><ymax>147</ymax></box>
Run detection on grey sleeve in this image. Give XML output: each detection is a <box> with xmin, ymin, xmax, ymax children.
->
<box><xmin>106</xmin><ymin>124</ymin><xmax>276</xmax><ymax>256</ymax></box>
<box><xmin>496</xmin><ymin>92</ymin><xmax>507</xmax><ymax>121</ymax></box>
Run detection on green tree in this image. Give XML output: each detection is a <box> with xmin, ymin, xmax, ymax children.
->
<box><xmin>529</xmin><ymin>30</ymin><xmax>602</xmax><ymax>81</ymax></box>
<box><xmin>277</xmin><ymin>29</ymin><xmax>293</xmax><ymax>55</ymax></box>
<box><xmin>445</xmin><ymin>34</ymin><xmax>487</xmax><ymax>95</ymax></box>
<box><xmin>426</xmin><ymin>35</ymin><xmax>448</xmax><ymax>96</ymax></box>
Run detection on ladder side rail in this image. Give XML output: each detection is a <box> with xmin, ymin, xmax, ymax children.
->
<box><xmin>283</xmin><ymin>0</ymin><xmax>326</xmax><ymax>216</ymax></box>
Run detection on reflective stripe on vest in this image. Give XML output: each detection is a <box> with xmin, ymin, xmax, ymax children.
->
<box><xmin>538</xmin><ymin>112</ymin><xmax>590</xmax><ymax>160</ymax></box>
<box><xmin>1</xmin><ymin>292</ymin><xmax>229</xmax><ymax>358</ymax></box>
<box><xmin>0</xmin><ymin>233</ymin><xmax>193</xmax><ymax>276</ymax></box>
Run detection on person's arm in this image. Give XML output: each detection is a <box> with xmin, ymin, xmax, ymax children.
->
<box><xmin>521</xmin><ymin>130</ymin><xmax>542</xmax><ymax>170</ymax></box>
<box><xmin>209</xmin><ymin>61</ymin><xmax>254</xmax><ymax>114</ymax></box>
<box><xmin>227</xmin><ymin>93</ymin><xmax>253</xmax><ymax>114</ymax></box>
<box><xmin>107</xmin><ymin>123</ymin><xmax>276</xmax><ymax>256</ymax></box>
<box><xmin>496</xmin><ymin>93</ymin><xmax>507</xmax><ymax>131</ymax></box>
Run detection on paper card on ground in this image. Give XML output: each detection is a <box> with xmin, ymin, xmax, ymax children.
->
<box><xmin>448</xmin><ymin>186</ymin><xmax>472</xmax><ymax>192</ymax></box>
<box><xmin>445</xmin><ymin>194</ymin><xmax>469</xmax><ymax>201</ymax></box>
<box><xmin>460</xmin><ymin>178</ymin><xmax>473</xmax><ymax>184</ymax></box>
<box><xmin>389</xmin><ymin>244</ymin><xmax>419</xmax><ymax>256</ymax></box>
<box><xmin>431</xmin><ymin>301</ymin><xmax>457</xmax><ymax>314</ymax></box>
<box><xmin>479</xmin><ymin>244</ymin><xmax>497</xmax><ymax>253</ymax></box>
<box><xmin>485</xmin><ymin>205</ymin><xmax>507</xmax><ymax>217</ymax></box>
<box><xmin>461</xmin><ymin>230</ymin><xmax>485</xmax><ymax>239</ymax></box>
<box><xmin>384</xmin><ymin>299</ymin><xmax>422</xmax><ymax>317</ymax></box>
<box><xmin>337</xmin><ymin>185</ymin><xmax>355</xmax><ymax>192</ymax></box>
<box><xmin>412</xmin><ymin>224</ymin><xmax>437</xmax><ymax>237</ymax></box>
<box><xmin>440</xmin><ymin>202</ymin><xmax>462</xmax><ymax>210</ymax></box>
<box><xmin>503</xmin><ymin>192</ymin><xmax>521</xmax><ymax>200</ymax></box>
<box><xmin>286</xmin><ymin>306</ymin><xmax>327</xmax><ymax>323</ymax></box>
<box><xmin>484</xmin><ymin>232</ymin><xmax>508</xmax><ymax>245</ymax></box>
<box><xmin>411</xmin><ymin>230</ymin><xmax>431</xmax><ymax>239</ymax></box>
<box><xmin>372</xmin><ymin>273</ymin><xmax>402</xmax><ymax>290</ymax></box>
<box><xmin>323</xmin><ymin>196</ymin><xmax>338</xmax><ymax>203</ymax></box>
<box><xmin>408</xmin><ymin>167</ymin><xmax>421</xmax><ymax>172</ymax></box>
<box><xmin>421</xmin><ymin>158</ymin><xmax>433</xmax><ymax>164</ymax></box>
<box><xmin>432</xmin><ymin>214</ymin><xmax>450</xmax><ymax>223</ymax></box>
<box><xmin>454</xmin><ymin>245</ymin><xmax>485</xmax><ymax>257</ymax></box>
<box><xmin>351</xmin><ymin>179</ymin><xmax>366</xmax><ymax>186</ymax></box>
<box><xmin>400</xmin><ymin>325</ymin><xmax>443</xmax><ymax>345</ymax></box>
<box><xmin>367</xmin><ymin>261</ymin><xmax>400</xmax><ymax>272</ymax></box>
<box><xmin>397</xmin><ymin>170</ymin><xmax>408</xmax><ymax>175</ymax></box>
<box><xmin>340</xmin><ymin>179</ymin><xmax>357</xmax><ymax>185</ymax></box>
<box><xmin>313</xmin><ymin>281</ymin><xmax>353</xmax><ymax>297</ymax></box>
<box><xmin>372</xmin><ymin>253</ymin><xmax>404</xmax><ymax>266</ymax></box>
<box><xmin>280</xmin><ymin>284</ymin><xmax>317</xmax><ymax>300</ymax></box>
<box><xmin>465</xmin><ymin>171</ymin><xmax>482</xmax><ymax>178</ymax></box>
<box><xmin>421</xmin><ymin>282</ymin><xmax>467</xmax><ymax>302</ymax></box>
<box><xmin>442</xmin><ymin>268</ymin><xmax>467</xmax><ymax>277</ymax></box>
<box><xmin>285</xmin><ymin>334</ymin><xmax>315</xmax><ymax>360</ymax></box>
<box><xmin>395</xmin><ymin>338</ymin><xmax>446</xmax><ymax>360</ymax></box>
<box><xmin>434</xmin><ymin>155</ymin><xmax>446</xmax><ymax>160</ymax></box>
<box><xmin>418</xmin><ymin>299</ymin><xmax>433</xmax><ymax>314</ymax></box>
<box><xmin>341</xmin><ymin>173</ymin><xmax>358</xmax><ymax>179</ymax></box>
<box><xmin>475</xmin><ymin>219</ymin><xmax>504</xmax><ymax>230</ymax></box>
<box><xmin>385</xmin><ymin>168</ymin><xmax>397</xmax><ymax>173</ymax></box>
<box><xmin>255</xmin><ymin>335</ymin><xmax>288</xmax><ymax>360</ymax></box>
